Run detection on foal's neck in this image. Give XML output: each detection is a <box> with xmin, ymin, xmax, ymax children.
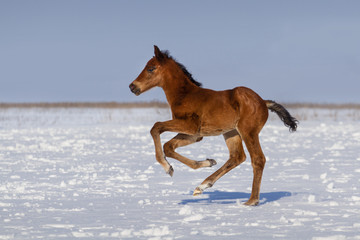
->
<box><xmin>161</xmin><ymin>65</ymin><xmax>198</xmax><ymax>107</ymax></box>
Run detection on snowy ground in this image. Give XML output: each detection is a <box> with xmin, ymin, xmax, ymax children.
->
<box><xmin>0</xmin><ymin>107</ymin><xmax>359</xmax><ymax>239</ymax></box>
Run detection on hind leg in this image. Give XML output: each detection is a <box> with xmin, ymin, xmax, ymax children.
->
<box><xmin>241</xmin><ymin>132</ymin><xmax>266</xmax><ymax>206</ymax></box>
<box><xmin>163</xmin><ymin>134</ymin><xmax>217</xmax><ymax>169</ymax></box>
<box><xmin>193</xmin><ymin>130</ymin><xmax>246</xmax><ymax>195</ymax></box>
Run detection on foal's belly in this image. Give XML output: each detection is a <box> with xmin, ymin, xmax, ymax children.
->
<box><xmin>199</xmin><ymin>109</ymin><xmax>238</xmax><ymax>136</ymax></box>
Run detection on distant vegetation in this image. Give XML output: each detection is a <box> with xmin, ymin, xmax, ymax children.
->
<box><xmin>1</xmin><ymin>102</ymin><xmax>360</xmax><ymax>122</ymax></box>
<box><xmin>0</xmin><ymin>101</ymin><xmax>359</xmax><ymax>109</ymax></box>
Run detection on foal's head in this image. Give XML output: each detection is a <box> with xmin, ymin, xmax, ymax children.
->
<box><xmin>129</xmin><ymin>45</ymin><xmax>169</xmax><ymax>96</ymax></box>
<box><xmin>129</xmin><ymin>45</ymin><xmax>202</xmax><ymax>96</ymax></box>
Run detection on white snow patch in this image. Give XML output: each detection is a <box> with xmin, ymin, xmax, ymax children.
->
<box><xmin>292</xmin><ymin>158</ymin><xmax>308</xmax><ymax>164</ymax></box>
<box><xmin>312</xmin><ymin>235</ymin><xmax>346</xmax><ymax>240</ymax></box>
<box><xmin>183</xmin><ymin>214</ymin><xmax>204</xmax><ymax>222</ymax></box>
<box><xmin>302</xmin><ymin>174</ymin><xmax>310</xmax><ymax>180</ymax></box>
<box><xmin>179</xmin><ymin>205</ymin><xmax>193</xmax><ymax>215</ymax></box>
<box><xmin>320</xmin><ymin>173</ymin><xmax>327</xmax><ymax>179</ymax></box>
<box><xmin>351</xmin><ymin>196</ymin><xmax>360</xmax><ymax>201</ymax></box>
<box><xmin>308</xmin><ymin>195</ymin><xmax>316</xmax><ymax>203</ymax></box>
<box><xmin>294</xmin><ymin>210</ymin><xmax>318</xmax><ymax>216</ymax></box>
<box><xmin>326</xmin><ymin>143</ymin><xmax>345</xmax><ymax>150</ymax></box>
<box><xmin>327</xmin><ymin>182</ymin><xmax>334</xmax><ymax>190</ymax></box>
<box><xmin>120</xmin><ymin>229</ymin><xmax>133</xmax><ymax>237</ymax></box>
<box><xmin>0</xmin><ymin>202</ymin><xmax>12</xmax><ymax>207</ymax></box>
<box><xmin>134</xmin><ymin>225</ymin><xmax>170</xmax><ymax>237</ymax></box>
<box><xmin>43</xmin><ymin>224</ymin><xmax>75</xmax><ymax>229</ymax></box>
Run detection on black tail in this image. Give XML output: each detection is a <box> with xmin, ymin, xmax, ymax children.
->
<box><xmin>265</xmin><ymin>100</ymin><xmax>298</xmax><ymax>132</ymax></box>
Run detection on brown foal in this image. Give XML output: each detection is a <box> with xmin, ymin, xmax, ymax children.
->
<box><xmin>129</xmin><ymin>46</ymin><xmax>298</xmax><ymax>206</ymax></box>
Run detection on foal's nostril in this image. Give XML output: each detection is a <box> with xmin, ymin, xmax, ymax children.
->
<box><xmin>129</xmin><ymin>83</ymin><xmax>140</xmax><ymax>95</ymax></box>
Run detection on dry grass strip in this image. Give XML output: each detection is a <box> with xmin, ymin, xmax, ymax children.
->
<box><xmin>0</xmin><ymin>102</ymin><xmax>359</xmax><ymax>109</ymax></box>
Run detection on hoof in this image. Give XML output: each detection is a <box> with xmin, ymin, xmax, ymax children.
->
<box><xmin>166</xmin><ymin>166</ymin><xmax>174</xmax><ymax>177</ymax></box>
<box><xmin>244</xmin><ymin>199</ymin><xmax>259</xmax><ymax>206</ymax></box>
<box><xmin>206</xmin><ymin>158</ymin><xmax>217</xmax><ymax>167</ymax></box>
<box><xmin>193</xmin><ymin>182</ymin><xmax>212</xmax><ymax>196</ymax></box>
<box><xmin>193</xmin><ymin>187</ymin><xmax>203</xmax><ymax>196</ymax></box>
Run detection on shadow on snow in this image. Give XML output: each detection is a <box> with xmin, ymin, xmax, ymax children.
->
<box><xmin>180</xmin><ymin>190</ymin><xmax>292</xmax><ymax>206</ymax></box>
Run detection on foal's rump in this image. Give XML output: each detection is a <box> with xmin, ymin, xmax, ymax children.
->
<box><xmin>230</xmin><ymin>87</ymin><xmax>298</xmax><ymax>133</ymax></box>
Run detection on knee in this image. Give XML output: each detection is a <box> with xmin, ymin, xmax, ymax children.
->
<box><xmin>251</xmin><ymin>156</ymin><xmax>266</xmax><ymax>170</ymax></box>
<box><xmin>239</xmin><ymin>152</ymin><xmax>247</xmax><ymax>164</ymax></box>
<box><xmin>163</xmin><ymin>142</ymin><xmax>174</xmax><ymax>157</ymax></box>
<box><xmin>230</xmin><ymin>151</ymin><xmax>246</xmax><ymax>165</ymax></box>
<box><xmin>150</xmin><ymin>122</ymin><xmax>162</xmax><ymax>137</ymax></box>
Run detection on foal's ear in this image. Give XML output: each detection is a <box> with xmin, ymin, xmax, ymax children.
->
<box><xmin>154</xmin><ymin>45</ymin><xmax>165</xmax><ymax>61</ymax></box>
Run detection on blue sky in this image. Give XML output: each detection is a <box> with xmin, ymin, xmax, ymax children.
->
<box><xmin>1</xmin><ymin>0</ymin><xmax>359</xmax><ymax>103</ymax></box>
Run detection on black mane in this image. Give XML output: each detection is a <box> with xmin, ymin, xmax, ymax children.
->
<box><xmin>162</xmin><ymin>50</ymin><xmax>202</xmax><ymax>87</ymax></box>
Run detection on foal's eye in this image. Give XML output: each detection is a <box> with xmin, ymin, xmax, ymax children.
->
<box><xmin>147</xmin><ymin>66</ymin><xmax>156</xmax><ymax>73</ymax></box>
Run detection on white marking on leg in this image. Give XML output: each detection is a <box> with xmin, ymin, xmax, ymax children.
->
<box><xmin>193</xmin><ymin>183</ymin><xmax>213</xmax><ymax>196</ymax></box>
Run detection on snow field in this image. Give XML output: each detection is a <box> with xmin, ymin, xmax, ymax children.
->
<box><xmin>0</xmin><ymin>107</ymin><xmax>359</xmax><ymax>239</ymax></box>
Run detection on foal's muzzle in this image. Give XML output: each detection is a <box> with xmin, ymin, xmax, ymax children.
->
<box><xmin>129</xmin><ymin>83</ymin><xmax>141</xmax><ymax>96</ymax></box>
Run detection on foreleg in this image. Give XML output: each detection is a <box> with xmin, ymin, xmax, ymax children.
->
<box><xmin>150</xmin><ymin>120</ymin><xmax>199</xmax><ymax>176</ymax></box>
